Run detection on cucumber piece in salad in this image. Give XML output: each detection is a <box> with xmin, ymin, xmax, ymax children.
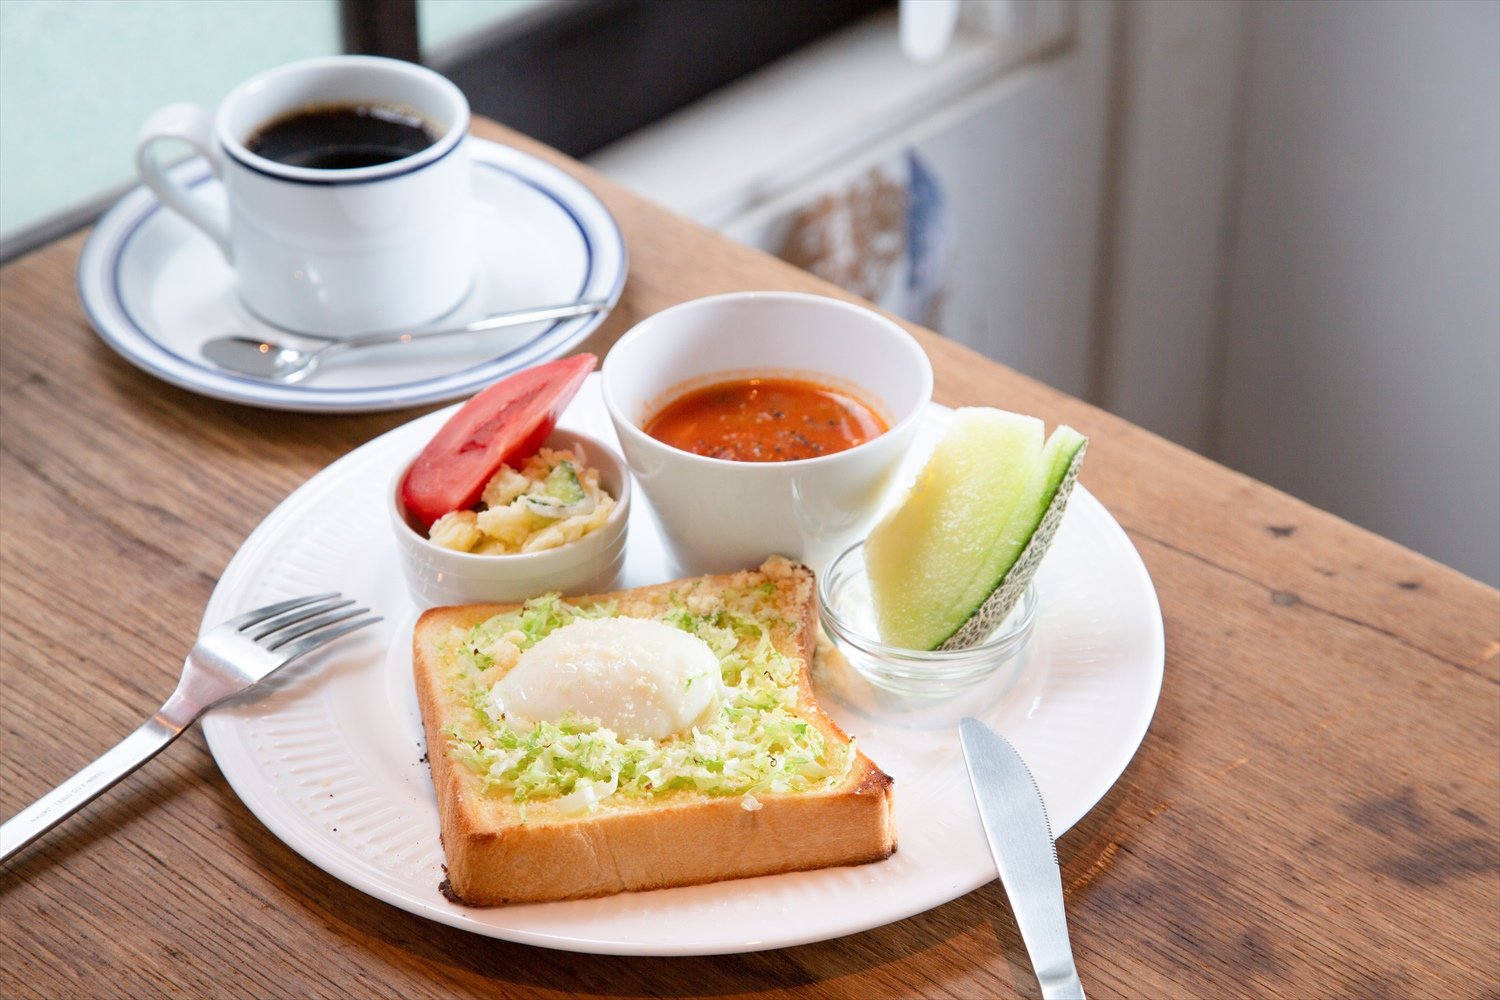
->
<box><xmin>522</xmin><ymin>460</ymin><xmax>595</xmax><ymax>519</ymax></box>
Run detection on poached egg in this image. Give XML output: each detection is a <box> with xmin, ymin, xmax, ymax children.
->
<box><xmin>491</xmin><ymin>616</ymin><xmax>723</xmax><ymax>740</ymax></box>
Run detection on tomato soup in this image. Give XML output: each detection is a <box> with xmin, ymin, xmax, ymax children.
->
<box><xmin>644</xmin><ymin>376</ymin><xmax>888</xmax><ymax>462</ymax></box>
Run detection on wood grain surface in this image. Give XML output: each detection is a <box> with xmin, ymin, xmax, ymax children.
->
<box><xmin>2</xmin><ymin>118</ymin><xmax>1497</xmax><ymax>999</ymax></box>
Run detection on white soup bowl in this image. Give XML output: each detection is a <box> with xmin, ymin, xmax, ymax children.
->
<box><xmin>601</xmin><ymin>291</ymin><xmax>932</xmax><ymax>576</ymax></box>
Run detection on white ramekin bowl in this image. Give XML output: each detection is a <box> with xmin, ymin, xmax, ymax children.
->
<box><xmin>390</xmin><ymin>427</ymin><xmax>631</xmax><ymax>607</ymax></box>
<box><xmin>601</xmin><ymin>291</ymin><xmax>933</xmax><ymax>576</ymax></box>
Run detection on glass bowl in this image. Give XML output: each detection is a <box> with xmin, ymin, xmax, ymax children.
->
<box><xmin>818</xmin><ymin>541</ymin><xmax>1036</xmax><ymax>697</ymax></box>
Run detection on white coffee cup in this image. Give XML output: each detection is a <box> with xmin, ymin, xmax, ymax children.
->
<box><xmin>136</xmin><ymin>56</ymin><xmax>474</xmax><ymax>337</ymax></box>
<box><xmin>602</xmin><ymin>292</ymin><xmax>933</xmax><ymax>576</ymax></box>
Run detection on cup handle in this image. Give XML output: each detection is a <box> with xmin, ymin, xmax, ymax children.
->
<box><xmin>135</xmin><ymin>103</ymin><xmax>232</xmax><ymax>261</ymax></box>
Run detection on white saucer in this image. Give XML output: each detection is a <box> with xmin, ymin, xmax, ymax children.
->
<box><xmin>77</xmin><ymin>139</ymin><xmax>626</xmax><ymax>413</ymax></box>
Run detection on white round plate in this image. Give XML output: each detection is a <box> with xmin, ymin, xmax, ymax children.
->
<box><xmin>77</xmin><ymin>139</ymin><xmax>625</xmax><ymax>413</ymax></box>
<box><xmin>201</xmin><ymin>376</ymin><xmax>1164</xmax><ymax>955</ymax></box>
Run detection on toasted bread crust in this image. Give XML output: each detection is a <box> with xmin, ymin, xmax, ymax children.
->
<box><xmin>413</xmin><ymin>558</ymin><xmax>896</xmax><ymax>905</ymax></box>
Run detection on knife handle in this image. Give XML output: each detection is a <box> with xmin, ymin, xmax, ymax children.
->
<box><xmin>1011</xmin><ymin>863</ymin><xmax>1085</xmax><ymax>1000</ymax></box>
<box><xmin>1039</xmin><ymin>966</ymin><xmax>1085</xmax><ymax>1000</ymax></box>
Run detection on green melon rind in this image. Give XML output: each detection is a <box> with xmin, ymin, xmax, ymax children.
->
<box><xmin>938</xmin><ymin>435</ymin><xmax>1086</xmax><ymax>650</ymax></box>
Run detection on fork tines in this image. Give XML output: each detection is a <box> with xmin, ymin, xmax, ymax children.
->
<box><xmin>223</xmin><ymin>592</ymin><xmax>340</xmax><ymax>630</ymax></box>
<box><xmin>249</xmin><ymin>596</ymin><xmax>357</xmax><ymax>642</ymax></box>
<box><xmin>231</xmin><ymin>593</ymin><xmax>381</xmax><ymax>659</ymax></box>
<box><xmin>275</xmin><ymin>612</ymin><xmax>381</xmax><ymax>663</ymax></box>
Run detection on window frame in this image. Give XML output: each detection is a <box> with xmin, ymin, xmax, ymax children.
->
<box><xmin>0</xmin><ymin>0</ymin><xmax>887</xmax><ymax>260</ymax></box>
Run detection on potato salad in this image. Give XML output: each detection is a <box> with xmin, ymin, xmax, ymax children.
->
<box><xmin>427</xmin><ymin>448</ymin><xmax>615</xmax><ymax>554</ymax></box>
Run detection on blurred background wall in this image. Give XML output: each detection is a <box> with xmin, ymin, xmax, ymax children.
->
<box><xmin>1215</xmin><ymin>1</ymin><xmax>1498</xmax><ymax>588</ymax></box>
<box><xmin>1</xmin><ymin>0</ymin><xmax>1496</xmax><ymax>585</ymax></box>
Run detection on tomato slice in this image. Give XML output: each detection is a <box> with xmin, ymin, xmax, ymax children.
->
<box><xmin>400</xmin><ymin>354</ymin><xmax>597</xmax><ymax>527</ymax></box>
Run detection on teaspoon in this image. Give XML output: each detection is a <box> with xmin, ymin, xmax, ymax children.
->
<box><xmin>201</xmin><ymin>299</ymin><xmax>609</xmax><ymax>384</ymax></box>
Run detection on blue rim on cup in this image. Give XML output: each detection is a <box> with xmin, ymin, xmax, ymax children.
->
<box><xmin>818</xmin><ymin>540</ymin><xmax>1037</xmax><ymax>697</ymax></box>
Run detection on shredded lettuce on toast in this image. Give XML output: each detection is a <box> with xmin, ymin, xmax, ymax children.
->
<box><xmin>439</xmin><ymin>587</ymin><xmax>855</xmax><ymax>814</ymax></box>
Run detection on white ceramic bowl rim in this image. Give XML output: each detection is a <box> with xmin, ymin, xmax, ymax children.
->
<box><xmin>601</xmin><ymin>291</ymin><xmax>934</xmax><ymax>469</ymax></box>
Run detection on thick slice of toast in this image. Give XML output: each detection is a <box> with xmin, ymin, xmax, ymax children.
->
<box><xmin>413</xmin><ymin>557</ymin><xmax>896</xmax><ymax>905</ymax></box>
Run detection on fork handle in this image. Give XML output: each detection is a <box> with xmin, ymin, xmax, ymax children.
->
<box><xmin>1</xmin><ymin>711</ymin><xmax>189</xmax><ymax>864</ymax></box>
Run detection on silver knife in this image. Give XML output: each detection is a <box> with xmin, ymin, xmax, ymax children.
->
<box><xmin>960</xmin><ymin>717</ymin><xmax>1085</xmax><ymax>1000</ymax></box>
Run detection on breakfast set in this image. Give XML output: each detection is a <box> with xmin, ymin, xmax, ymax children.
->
<box><xmin>4</xmin><ymin>56</ymin><xmax>1165</xmax><ymax>990</ymax></box>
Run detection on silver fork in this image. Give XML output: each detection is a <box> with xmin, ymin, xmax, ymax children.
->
<box><xmin>0</xmin><ymin>593</ymin><xmax>379</xmax><ymax>864</ymax></box>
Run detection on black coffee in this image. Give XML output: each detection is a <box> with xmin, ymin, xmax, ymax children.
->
<box><xmin>246</xmin><ymin>103</ymin><xmax>439</xmax><ymax>170</ymax></box>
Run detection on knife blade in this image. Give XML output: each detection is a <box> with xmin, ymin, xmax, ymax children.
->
<box><xmin>960</xmin><ymin>717</ymin><xmax>1085</xmax><ymax>1000</ymax></box>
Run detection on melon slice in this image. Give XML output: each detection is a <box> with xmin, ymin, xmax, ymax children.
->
<box><xmin>865</xmin><ymin>408</ymin><xmax>1087</xmax><ymax>651</ymax></box>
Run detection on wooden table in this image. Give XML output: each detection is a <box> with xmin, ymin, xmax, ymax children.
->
<box><xmin>3</xmin><ymin>119</ymin><xmax>1496</xmax><ymax>999</ymax></box>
